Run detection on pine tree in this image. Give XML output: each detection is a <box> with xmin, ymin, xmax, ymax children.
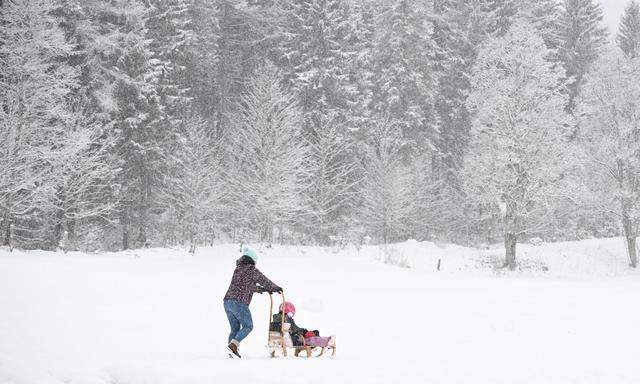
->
<box><xmin>278</xmin><ymin>0</ymin><xmax>359</xmax><ymax>242</ymax></box>
<box><xmin>162</xmin><ymin>115</ymin><xmax>224</xmax><ymax>253</ymax></box>
<box><xmin>88</xmin><ymin>0</ymin><xmax>165</xmax><ymax>249</ymax></box>
<box><xmin>226</xmin><ymin>64</ymin><xmax>311</xmax><ymax>242</ymax></box>
<box><xmin>577</xmin><ymin>49</ymin><xmax>640</xmax><ymax>268</ymax></box>
<box><xmin>486</xmin><ymin>0</ymin><xmax>520</xmax><ymax>35</ymax></box>
<box><xmin>200</xmin><ymin>1</ymin><xmax>281</xmax><ymax>138</ymax></box>
<box><xmin>618</xmin><ymin>0</ymin><xmax>640</xmax><ymax>59</ymax></box>
<box><xmin>280</xmin><ymin>0</ymin><xmax>354</xmax><ymax>132</ymax></box>
<box><xmin>464</xmin><ymin>21</ymin><xmax>573</xmax><ymax>269</ymax></box>
<box><xmin>371</xmin><ymin>0</ymin><xmax>437</xmax><ymax>151</ymax></box>
<box><xmin>348</xmin><ymin>0</ymin><xmax>377</xmax><ymax>138</ymax></box>
<box><xmin>556</xmin><ymin>0</ymin><xmax>608</xmax><ymax>112</ymax></box>
<box><xmin>431</xmin><ymin>0</ymin><xmax>474</xmax><ymax>180</ymax></box>
<box><xmin>187</xmin><ymin>0</ymin><xmax>221</xmax><ymax>122</ymax></box>
<box><xmin>360</xmin><ymin>117</ymin><xmax>415</xmax><ymax>244</ymax></box>
<box><xmin>306</xmin><ymin>117</ymin><xmax>361</xmax><ymax>243</ymax></box>
<box><xmin>146</xmin><ymin>0</ymin><xmax>195</xmax><ymax>120</ymax></box>
<box><xmin>520</xmin><ymin>0</ymin><xmax>563</xmax><ymax>50</ymax></box>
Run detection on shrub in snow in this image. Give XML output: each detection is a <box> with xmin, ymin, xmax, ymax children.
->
<box><xmin>379</xmin><ymin>244</ymin><xmax>413</xmax><ymax>269</ymax></box>
<box><xmin>530</xmin><ymin>238</ymin><xmax>543</xmax><ymax>246</ymax></box>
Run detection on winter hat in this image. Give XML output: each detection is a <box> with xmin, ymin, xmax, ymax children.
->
<box><xmin>241</xmin><ymin>245</ymin><xmax>258</xmax><ymax>264</ymax></box>
<box><xmin>279</xmin><ymin>302</ymin><xmax>296</xmax><ymax>317</ymax></box>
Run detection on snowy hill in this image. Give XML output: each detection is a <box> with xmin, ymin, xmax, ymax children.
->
<box><xmin>0</xmin><ymin>239</ymin><xmax>639</xmax><ymax>384</ymax></box>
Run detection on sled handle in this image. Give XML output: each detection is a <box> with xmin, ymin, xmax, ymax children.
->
<box><xmin>267</xmin><ymin>292</ymin><xmax>287</xmax><ymax>332</ymax></box>
<box><xmin>267</xmin><ymin>291</ymin><xmax>287</xmax><ymax>356</ymax></box>
<box><xmin>268</xmin><ymin>292</ymin><xmax>273</xmax><ymax>345</ymax></box>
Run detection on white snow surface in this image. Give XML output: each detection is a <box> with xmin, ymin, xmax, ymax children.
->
<box><xmin>1</xmin><ymin>238</ymin><xmax>639</xmax><ymax>384</ymax></box>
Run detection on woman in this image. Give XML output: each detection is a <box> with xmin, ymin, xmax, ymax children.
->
<box><xmin>223</xmin><ymin>245</ymin><xmax>282</xmax><ymax>358</ymax></box>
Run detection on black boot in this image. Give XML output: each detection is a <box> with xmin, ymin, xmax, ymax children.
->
<box><xmin>227</xmin><ymin>342</ymin><xmax>241</xmax><ymax>358</ymax></box>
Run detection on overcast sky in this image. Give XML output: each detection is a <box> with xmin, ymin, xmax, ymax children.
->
<box><xmin>601</xmin><ymin>0</ymin><xmax>628</xmax><ymax>36</ymax></box>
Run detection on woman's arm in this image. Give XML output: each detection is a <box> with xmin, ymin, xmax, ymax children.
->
<box><xmin>253</xmin><ymin>268</ymin><xmax>280</xmax><ymax>293</ymax></box>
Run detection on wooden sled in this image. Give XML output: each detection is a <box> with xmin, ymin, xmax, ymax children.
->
<box><xmin>267</xmin><ymin>292</ymin><xmax>336</xmax><ymax>358</ymax></box>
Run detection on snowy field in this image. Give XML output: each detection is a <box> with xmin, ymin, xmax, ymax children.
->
<box><xmin>1</xmin><ymin>239</ymin><xmax>639</xmax><ymax>384</ymax></box>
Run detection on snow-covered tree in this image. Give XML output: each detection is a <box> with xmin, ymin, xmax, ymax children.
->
<box><xmin>371</xmin><ymin>0</ymin><xmax>437</xmax><ymax>151</ymax></box>
<box><xmin>226</xmin><ymin>64</ymin><xmax>311</xmax><ymax>242</ymax></box>
<box><xmin>464</xmin><ymin>21</ymin><xmax>573</xmax><ymax>269</ymax></box>
<box><xmin>163</xmin><ymin>116</ymin><xmax>225</xmax><ymax>253</ymax></box>
<box><xmin>360</xmin><ymin>117</ymin><xmax>415</xmax><ymax>244</ymax></box>
<box><xmin>146</xmin><ymin>0</ymin><xmax>195</xmax><ymax>120</ymax></box>
<box><xmin>520</xmin><ymin>0</ymin><xmax>563</xmax><ymax>50</ymax></box>
<box><xmin>618</xmin><ymin>0</ymin><xmax>640</xmax><ymax>59</ymax></box>
<box><xmin>577</xmin><ymin>49</ymin><xmax>640</xmax><ymax>268</ymax></box>
<box><xmin>278</xmin><ymin>0</ymin><xmax>359</xmax><ymax>242</ymax></box>
<box><xmin>305</xmin><ymin>116</ymin><xmax>361</xmax><ymax>243</ymax></box>
<box><xmin>51</xmin><ymin>114</ymin><xmax>118</xmax><ymax>249</ymax></box>
<box><xmin>556</xmin><ymin>0</ymin><xmax>608</xmax><ymax>111</ymax></box>
<box><xmin>97</xmin><ymin>1</ymin><xmax>165</xmax><ymax>250</ymax></box>
<box><xmin>0</xmin><ymin>0</ymin><xmax>83</xmax><ymax>248</ymax></box>
<box><xmin>196</xmin><ymin>1</ymin><xmax>283</xmax><ymax>138</ymax></box>
<box><xmin>280</xmin><ymin>0</ymin><xmax>354</xmax><ymax>132</ymax></box>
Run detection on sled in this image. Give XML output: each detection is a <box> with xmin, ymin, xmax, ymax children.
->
<box><xmin>267</xmin><ymin>292</ymin><xmax>336</xmax><ymax>358</ymax></box>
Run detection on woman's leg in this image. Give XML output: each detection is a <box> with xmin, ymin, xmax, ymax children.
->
<box><xmin>233</xmin><ymin>303</ymin><xmax>254</xmax><ymax>343</ymax></box>
<box><xmin>223</xmin><ymin>300</ymin><xmax>241</xmax><ymax>344</ymax></box>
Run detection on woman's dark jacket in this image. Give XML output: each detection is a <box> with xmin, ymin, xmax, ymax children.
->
<box><xmin>224</xmin><ymin>256</ymin><xmax>279</xmax><ymax>306</ymax></box>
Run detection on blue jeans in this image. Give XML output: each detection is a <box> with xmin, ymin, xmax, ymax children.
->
<box><xmin>223</xmin><ymin>299</ymin><xmax>254</xmax><ymax>344</ymax></box>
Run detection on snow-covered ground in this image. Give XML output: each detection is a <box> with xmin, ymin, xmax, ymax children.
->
<box><xmin>1</xmin><ymin>239</ymin><xmax>639</xmax><ymax>384</ymax></box>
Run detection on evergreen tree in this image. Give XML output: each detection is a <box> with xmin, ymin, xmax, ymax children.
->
<box><xmin>187</xmin><ymin>0</ymin><xmax>221</xmax><ymax>123</ymax></box>
<box><xmin>464</xmin><ymin>21</ymin><xmax>573</xmax><ymax>269</ymax></box>
<box><xmin>431</xmin><ymin>0</ymin><xmax>473</xmax><ymax>180</ymax></box>
<box><xmin>146</xmin><ymin>0</ymin><xmax>195</xmax><ymax>120</ymax></box>
<box><xmin>360</xmin><ymin>117</ymin><xmax>415</xmax><ymax>244</ymax></box>
<box><xmin>348</xmin><ymin>0</ymin><xmax>377</xmax><ymax>138</ymax></box>
<box><xmin>226</xmin><ymin>64</ymin><xmax>311</xmax><ymax>242</ymax></box>
<box><xmin>87</xmin><ymin>0</ymin><xmax>164</xmax><ymax>249</ymax></box>
<box><xmin>280</xmin><ymin>0</ymin><xmax>354</xmax><ymax>133</ymax></box>
<box><xmin>306</xmin><ymin>118</ymin><xmax>361</xmax><ymax>243</ymax></box>
<box><xmin>279</xmin><ymin>0</ymin><xmax>359</xmax><ymax>242</ymax></box>
<box><xmin>520</xmin><ymin>0</ymin><xmax>563</xmax><ymax>50</ymax></box>
<box><xmin>618</xmin><ymin>0</ymin><xmax>640</xmax><ymax>59</ymax></box>
<box><xmin>371</xmin><ymin>0</ymin><xmax>437</xmax><ymax>152</ymax></box>
<box><xmin>162</xmin><ymin>115</ymin><xmax>225</xmax><ymax>253</ymax></box>
<box><xmin>556</xmin><ymin>0</ymin><xmax>608</xmax><ymax>112</ymax></box>
<box><xmin>202</xmin><ymin>1</ymin><xmax>281</xmax><ymax>138</ymax></box>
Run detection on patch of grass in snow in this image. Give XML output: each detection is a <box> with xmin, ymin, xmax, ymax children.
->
<box><xmin>379</xmin><ymin>245</ymin><xmax>413</xmax><ymax>269</ymax></box>
<box><xmin>477</xmin><ymin>252</ymin><xmax>549</xmax><ymax>274</ymax></box>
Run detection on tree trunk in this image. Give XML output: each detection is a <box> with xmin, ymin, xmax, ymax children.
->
<box><xmin>504</xmin><ymin>232</ymin><xmax>517</xmax><ymax>270</ymax></box>
<box><xmin>621</xmin><ymin>209</ymin><xmax>638</xmax><ymax>268</ymax></box>
<box><xmin>626</xmin><ymin>236</ymin><xmax>637</xmax><ymax>268</ymax></box>
<box><xmin>189</xmin><ymin>233</ymin><xmax>196</xmax><ymax>254</ymax></box>
<box><xmin>502</xmin><ymin>201</ymin><xmax>518</xmax><ymax>270</ymax></box>
<box><xmin>1</xmin><ymin>211</ymin><xmax>9</xmax><ymax>246</ymax></box>
<box><xmin>122</xmin><ymin>210</ymin><xmax>130</xmax><ymax>250</ymax></box>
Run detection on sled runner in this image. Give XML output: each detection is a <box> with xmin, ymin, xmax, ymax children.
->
<box><xmin>267</xmin><ymin>292</ymin><xmax>336</xmax><ymax>358</ymax></box>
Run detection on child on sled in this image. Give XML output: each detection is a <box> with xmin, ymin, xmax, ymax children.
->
<box><xmin>270</xmin><ymin>301</ymin><xmax>335</xmax><ymax>353</ymax></box>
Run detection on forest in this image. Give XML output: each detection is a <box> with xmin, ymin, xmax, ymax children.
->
<box><xmin>2</xmin><ymin>0</ymin><xmax>640</xmax><ymax>268</ymax></box>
